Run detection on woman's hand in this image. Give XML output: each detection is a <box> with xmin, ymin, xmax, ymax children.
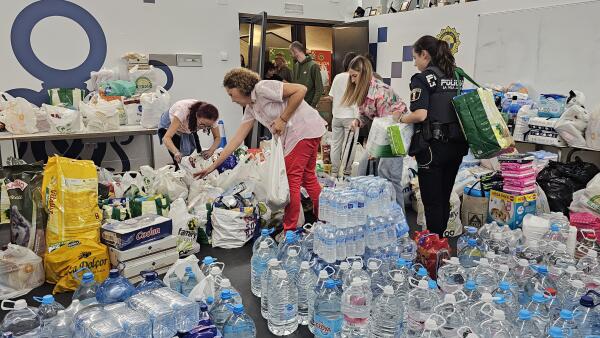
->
<box><xmin>194</xmin><ymin>165</ymin><xmax>215</xmax><ymax>179</ymax></box>
<box><xmin>271</xmin><ymin>117</ymin><xmax>287</xmax><ymax>136</ymax></box>
<box><xmin>201</xmin><ymin>148</ymin><xmax>216</xmax><ymax>159</ymax></box>
<box><xmin>351</xmin><ymin>119</ymin><xmax>361</xmax><ymax>131</ymax></box>
<box><xmin>174</xmin><ymin>152</ymin><xmax>183</xmax><ymax>163</ymax></box>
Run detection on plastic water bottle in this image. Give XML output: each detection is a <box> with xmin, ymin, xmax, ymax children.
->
<box><xmin>136</xmin><ymin>270</ymin><xmax>167</xmax><ymax>293</ymax></box>
<box><xmin>398</xmin><ymin>231</ymin><xmax>417</xmax><ymax>262</ymax></box>
<box><xmin>268</xmin><ymin>270</ymin><xmax>299</xmax><ymax>335</ymax></box>
<box><xmin>557</xmin><ymin>266</ymin><xmax>580</xmax><ymax>292</ymax></box>
<box><xmin>200</xmin><ymin>256</ymin><xmax>218</xmax><ymax>277</ymax></box>
<box><xmin>181</xmin><ymin>266</ymin><xmax>199</xmax><ymax>296</ymax></box>
<box><xmin>277</xmin><ymin>231</ymin><xmax>298</xmax><ymax>260</ymax></box>
<box><xmin>467</xmin><ymin>292</ymin><xmax>497</xmax><ymax>323</ymax></box>
<box><xmin>388</xmin><ymin>270</ymin><xmax>409</xmax><ymax>305</ymax></box>
<box><xmin>547</xmin><ymin>243</ymin><xmax>577</xmax><ymax>271</ymax></box>
<box><xmin>457</xmin><ymin>226</ymin><xmax>479</xmax><ymax>252</ymax></box>
<box><xmin>548</xmin><ymin>309</ymin><xmax>579</xmax><ymax>337</ymax></box>
<box><xmin>323</xmin><ymin>224</ymin><xmax>337</xmax><ymax>264</ymax></box>
<box><xmin>127</xmin><ymin>292</ymin><xmax>176</xmax><ymax>338</ymax></box>
<box><xmin>296</xmin><ymin>261</ymin><xmax>317</xmax><ymax>325</ymax></box>
<box><xmin>367</xmin><ymin>218</ymin><xmax>379</xmax><ymax>250</ymax></box>
<box><xmin>341</xmin><ymin>277</ymin><xmax>372</xmax><ymax>337</ymax></box>
<box><xmin>197</xmin><ymin>301</ymin><xmax>213</xmax><ymax>326</ymax></box>
<box><xmin>251</xmin><ymin>241</ymin><xmax>277</xmax><ymax>297</ymax></box>
<box><xmin>543</xmin><ymin>224</ymin><xmax>567</xmax><ymax>243</ymax></box>
<box><xmin>524</xmin><ymin>265</ymin><xmax>558</xmax><ymax>301</ymax></box>
<box><xmin>96</xmin><ymin>269</ymin><xmax>135</xmax><ymax>304</ymax></box>
<box><xmin>215</xmin><ymin>278</ymin><xmax>243</xmax><ymax>304</ymax></box>
<box><xmin>167</xmin><ymin>271</ymin><xmax>182</xmax><ymax>293</ymax></box>
<box><xmin>463</xmin><ymin>280</ymin><xmax>482</xmax><ymax>307</ymax></box>
<box><xmin>437</xmin><ymin>257</ymin><xmax>467</xmax><ymax>294</ymax></box>
<box><xmin>515</xmin><ymin>309</ymin><xmax>542</xmax><ymax>338</ymax></box>
<box><xmin>47</xmin><ymin>310</ymin><xmax>71</xmax><ymax>338</ymax></box>
<box><xmin>345</xmin><ymin>224</ymin><xmax>356</xmax><ymax>259</ymax></box>
<box><xmin>434</xmin><ymin>293</ymin><xmax>465</xmax><ymax>337</ymax></box>
<box><xmin>211</xmin><ymin>290</ymin><xmax>238</xmax><ymax>332</ymax></box>
<box><xmin>309</xmin><ymin>269</ymin><xmax>332</xmax><ymax>333</ymax></box>
<box><xmin>151</xmin><ymin>287</ymin><xmax>200</xmax><ymax>333</ymax></box>
<box><xmin>459</xmin><ymin>239</ymin><xmax>483</xmax><ymax>269</ymax></box>
<box><xmin>478</xmin><ymin>309</ymin><xmax>515</xmax><ymax>337</ymax></box>
<box><xmin>103</xmin><ymin>302</ymin><xmax>153</xmax><ymax>337</ymax></box>
<box><xmin>409</xmin><ymin>267</ymin><xmax>431</xmax><ymax>289</ymax></box>
<box><xmin>64</xmin><ymin>299</ymin><xmax>82</xmax><ymax>319</ymax></box>
<box><xmin>526</xmin><ymin>293</ymin><xmax>551</xmax><ymax>332</ymax></box>
<box><xmin>253</xmin><ymin>228</ymin><xmax>275</xmax><ymax>253</ymax></box>
<box><xmin>494</xmin><ymin>281</ymin><xmax>518</xmax><ymax>318</ymax></box>
<box><xmin>313</xmin><ymin>279</ymin><xmax>342</xmax><ymax>338</ymax></box>
<box><xmin>72</xmin><ymin>270</ymin><xmax>98</xmax><ymax>306</ymax></box>
<box><xmin>561</xmin><ymin>279</ymin><xmax>586</xmax><ymax>310</ymax></box>
<box><xmin>261</xmin><ymin>259</ymin><xmax>282</xmax><ymax>319</ymax></box>
<box><xmin>0</xmin><ymin>299</ymin><xmax>41</xmax><ymax>336</ymax></box>
<box><xmin>223</xmin><ymin>304</ymin><xmax>256</xmax><ymax>338</ymax></box>
<box><xmin>573</xmin><ymin>293</ymin><xmax>600</xmax><ymax>336</ymax></box>
<box><xmin>577</xmin><ymin>249</ymin><xmax>598</xmax><ymax>273</ymax></box>
<box><xmin>206</xmin><ymin>266</ymin><xmax>225</xmax><ymax>298</ymax></box>
<box><xmin>548</xmin><ymin>326</ymin><xmax>566</xmax><ymax>338</ymax></box>
<box><xmin>334</xmin><ymin>261</ymin><xmax>351</xmax><ymax>284</ymax></box>
<box><xmin>366</xmin><ymin>259</ymin><xmax>385</xmax><ymax>297</ymax></box>
<box><xmin>355</xmin><ymin>224</ymin><xmax>366</xmax><ymax>256</ymax></box>
<box><xmin>470</xmin><ymin>258</ymin><xmax>498</xmax><ymax>294</ymax></box>
<box><xmin>281</xmin><ymin>245</ymin><xmax>302</xmax><ymax>281</ymax></box>
<box><xmin>344</xmin><ymin>261</ymin><xmax>371</xmax><ymax>290</ymax></box>
<box><xmin>420</xmin><ymin>317</ymin><xmax>445</xmax><ymax>338</ymax></box>
<box><xmin>518</xmin><ymin>241</ymin><xmax>544</xmax><ymax>264</ymax></box>
<box><xmin>406</xmin><ymin>279</ymin><xmax>441</xmax><ymax>337</ymax></box>
<box><xmin>369</xmin><ymin>285</ymin><xmax>403</xmax><ymax>337</ymax></box>
<box><xmin>34</xmin><ymin>294</ymin><xmax>65</xmax><ymax>336</ymax></box>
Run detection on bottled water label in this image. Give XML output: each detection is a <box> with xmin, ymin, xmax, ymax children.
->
<box><xmin>314</xmin><ymin>314</ymin><xmax>343</xmax><ymax>338</ymax></box>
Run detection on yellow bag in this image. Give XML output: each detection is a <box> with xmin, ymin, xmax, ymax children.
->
<box><xmin>42</xmin><ymin>156</ymin><xmax>101</xmax><ymax>246</ymax></box>
<box><xmin>43</xmin><ymin>239</ymin><xmax>110</xmax><ymax>293</ymax></box>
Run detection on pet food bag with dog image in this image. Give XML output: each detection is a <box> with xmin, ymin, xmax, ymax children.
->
<box><xmin>42</xmin><ymin>156</ymin><xmax>101</xmax><ymax>247</ymax></box>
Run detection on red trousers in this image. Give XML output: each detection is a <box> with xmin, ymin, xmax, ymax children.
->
<box><xmin>283</xmin><ymin>137</ymin><xmax>321</xmax><ymax>230</ymax></box>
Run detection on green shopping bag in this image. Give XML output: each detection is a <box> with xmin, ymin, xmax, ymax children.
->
<box><xmin>129</xmin><ymin>194</ymin><xmax>170</xmax><ymax>217</ymax></box>
<box><xmin>452</xmin><ymin>68</ymin><xmax>514</xmax><ymax>159</ymax></box>
<box><xmin>48</xmin><ymin>88</ymin><xmax>85</xmax><ymax>110</ymax></box>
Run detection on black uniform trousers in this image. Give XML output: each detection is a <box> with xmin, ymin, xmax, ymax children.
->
<box><xmin>416</xmin><ymin>139</ymin><xmax>468</xmax><ymax>237</ymax></box>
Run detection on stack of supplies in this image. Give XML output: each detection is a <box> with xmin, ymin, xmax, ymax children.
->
<box><xmin>498</xmin><ymin>154</ymin><xmax>536</xmax><ymax>195</ymax></box>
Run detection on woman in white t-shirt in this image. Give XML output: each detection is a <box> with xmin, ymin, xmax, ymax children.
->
<box><xmin>158</xmin><ymin>99</ymin><xmax>221</xmax><ymax>164</ymax></box>
<box><xmin>329</xmin><ymin>52</ymin><xmax>359</xmax><ymax>176</ymax></box>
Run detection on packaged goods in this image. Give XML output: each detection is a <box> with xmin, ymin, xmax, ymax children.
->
<box><xmin>100</xmin><ymin>214</ymin><xmax>173</xmax><ymax>251</ymax></box>
<box><xmin>0</xmin><ymin>244</ymin><xmax>44</xmax><ymax>299</ymax></box>
<box><xmin>488</xmin><ymin>190</ymin><xmax>537</xmax><ymax>229</ymax></box>
<box><xmin>47</xmin><ymin>88</ymin><xmax>84</xmax><ymax>110</ymax></box>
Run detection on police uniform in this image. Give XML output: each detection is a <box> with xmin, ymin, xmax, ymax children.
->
<box><xmin>408</xmin><ymin>66</ymin><xmax>468</xmax><ymax>237</ymax></box>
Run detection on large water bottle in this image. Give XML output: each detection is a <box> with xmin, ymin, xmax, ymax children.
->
<box><xmin>478</xmin><ymin>309</ymin><xmax>515</xmax><ymax>337</ymax></box>
<box><xmin>463</xmin><ymin>280</ymin><xmax>482</xmax><ymax>307</ymax></box>
<box><xmin>200</xmin><ymin>256</ymin><xmax>218</xmax><ymax>277</ymax></box>
<box><xmin>103</xmin><ymin>302</ymin><xmax>153</xmax><ymax>338</ymax></box>
<box><xmin>253</xmin><ymin>228</ymin><xmax>276</xmax><ymax>253</ymax></box>
<box><xmin>181</xmin><ymin>266</ymin><xmax>199</xmax><ymax>297</ymax></box>
<box><xmin>434</xmin><ymin>293</ymin><xmax>465</xmax><ymax>337</ymax></box>
<box><xmin>335</xmin><ymin>223</ymin><xmax>347</xmax><ymax>262</ymax></box>
<box><xmin>459</xmin><ymin>239</ymin><xmax>484</xmax><ymax>270</ymax></box>
<box><xmin>409</xmin><ymin>267</ymin><xmax>431</xmax><ymax>289</ymax></box>
<box><xmin>388</xmin><ymin>270</ymin><xmax>409</xmax><ymax>304</ymax></box>
<box><xmin>96</xmin><ymin>269</ymin><xmax>135</xmax><ymax>304</ymax></box>
<box><xmin>48</xmin><ymin>310</ymin><xmax>71</xmax><ymax>338</ymax></box>
<box><xmin>211</xmin><ymin>289</ymin><xmax>238</xmax><ymax>332</ymax></box>
<box><xmin>518</xmin><ymin>241</ymin><xmax>544</xmax><ymax>264</ymax></box>
<box><xmin>34</xmin><ymin>294</ymin><xmax>65</xmax><ymax>337</ymax></box>
<box><xmin>152</xmin><ymin>287</ymin><xmax>199</xmax><ymax>332</ymax></box>
<box><xmin>369</xmin><ymin>285</ymin><xmax>403</xmax><ymax>337</ymax></box>
<box><xmin>167</xmin><ymin>271</ymin><xmax>182</xmax><ymax>293</ymax></box>
<box><xmin>126</xmin><ymin>292</ymin><xmax>176</xmax><ymax>338</ymax></box>
<box><xmin>0</xmin><ymin>299</ymin><xmax>41</xmax><ymax>337</ymax></box>
<box><xmin>515</xmin><ymin>309</ymin><xmax>542</xmax><ymax>338</ymax></box>
<box><xmin>296</xmin><ymin>261</ymin><xmax>317</xmax><ymax>326</ymax></box>
<box><xmin>548</xmin><ymin>309</ymin><xmax>579</xmax><ymax>337</ymax></box>
<box><xmin>251</xmin><ymin>241</ymin><xmax>277</xmax><ymax>297</ymax></box>
<box><xmin>223</xmin><ymin>304</ymin><xmax>256</xmax><ymax>338</ymax></box>
<box><xmin>355</xmin><ymin>224</ymin><xmax>366</xmax><ymax>256</ymax></box>
<box><xmin>576</xmin><ymin>249</ymin><xmax>598</xmax><ymax>273</ymax></box>
<box><xmin>514</xmin><ymin>259</ymin><xmax>535</xmax><ymax>292</ymax></box>
<box><xmin>344</xmin><ymin>261</ymin><xmax>371</xmax><ymax>290</ymax></box>
<box><xmin>261</xmin><ymin>259</ymin><xmax>282</xmax><ymax>319</ymax></box>
<box><xmin>341</xmin><ymin>277</ymin><xmax>372</xmax><ymax>337</ymax></box>
<box><xmin>268</xmin><ymin>270</ymin><xmax>299</xmax><ymax>336</ymax></box>
<box><xmin>543</xmin><ymin>224</ymin><xmax>567</xmax><ymax>243</ymax></box>
<box><xmin>467</xmin><ymin>292</ymin><xmax>497</xmax><ymax>323</ymax></box>
<box><xmin>215</xmin><ymin>278</ymin><xmax>243</xmax><ymax>305</ymax></box>
<box><xmin>457</xmin><ymin>226</ymin><xmax>479</xmax><ymax>253</ymax></box>
<box><xmin>547</xmin><ymin>243</ymin><xmax>577</xmax><ymax>272</ymax></box>
<box><xmin>406</xmin><ymin>280</ymin><xmax>441</xmax><ymax>337</ymax></box>
<box><xmin>313</xmin><ymin>279</ymin><xmax>342</xmax><ymax>338</ymax></box>
<box><xmin>398</xmin><ymin>232</ymin><xmax>417</xmax><ymax>262</ymax></box>
<box><xmin>470</xmin><ymin>258</ymin><xmax>498</xmax><ymax>294</ymax></box>
<box><xmin>574</xmin><ymin>293</ymin><xmax>600</xmax><ymax>336</ymax></box>
<box><xmin>419</xmin><ymin>317</ymin><xmax>446</xmax><ymax>338</ymax></box>
<box><xmin>437</xmin><ymin>257</ymin><xmax>467</xmax><ymax>294</ymax></box>
<box><xmin>72</xmin><ymin>269</ymin><xmax>98</xmax><ymax>306</ymax></box>
<box><xmin>136</xmin><ymin>270</ymin><xmax>167</xmax><ymax>294</ymax></box>
<box><xmin>206</xmin><ymin>265</ymin><xmax>225</xmax><ymax>298</ymax></box>
<box><xmin>560</xmin><ymin>279</ymin><xmax>586</xmax><ymax>310</ymax></box>
<box><xmin>366</xmin><ymin>259</ymin><xmax>385</xmax><ymax>298</ymax></box>
<box><xmin>308</xmin><ymin>269</ymin><xmax>332</xmax><ymax>333</ymax></box>
<box><xmin>526</xmin><ymin>293</ymin><xmax>551</xmax><ymax>332</ymax></box>
<box><xmin>524</xmin><ymin>265</ymin><xmax>558</xmax><ymax>302</ymax></box>
<box><xmin>557</xmin><ymin>266</ymin><xmax>580</xmax><ymax>292</ymax></box>
<box><xmin>281</xmin><ymin>245</ymin><xmax>302</xmax><ymax>281</ymax></box>
<box><xmin>278</xmin><ymin>231</ymin><xmax>299</xmax><ymax>260</ymax></box>
<box><xmin>494</xmin><ymin>281</ymin><xmax>518</xmax><ymax>318</ymax></box>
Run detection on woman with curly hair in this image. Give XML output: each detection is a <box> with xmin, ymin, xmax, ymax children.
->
<box><xmin>197</xmin><ymin>68</ymin><xmax>327</xmax><ymax>232</ymax></box>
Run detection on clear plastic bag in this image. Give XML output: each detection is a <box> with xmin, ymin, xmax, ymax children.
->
<box><xmin>0</xmin><ymin>244</ymin><xmax>44</xmax><ymax>300</ymax></box>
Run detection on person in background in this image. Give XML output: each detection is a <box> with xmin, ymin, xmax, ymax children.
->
<box><xmin>264</xmin><ymin>61</ymin><xmax>284</xmax><ymax>81</ymax></box>
<box><xmin>342</xmin><ymin>55</ymin><xmax>408</xmax><ymax>211</ymax></box>
<box><xmin>197</xmin><ymin>68</ymin><xmax>327</xmax><ymax>233</ymax></box>
<box><xmin>290</xmin><ymin>41</ymin><xmax>324</xmax><ymax>108</ymax></box>
<box><xmin>398</xmin><ymin>35</ymin><xmax>468</xmax><ymax>237</ymax></box>
<box><xmin>274</xmin><ymin>53</ymin><xmax>292</xmax><ymax>82</ymax></box>
<box><xmin>159</xmin><ymin>100</ymin><xmax>221</xmax><ymax>165</ymax></box>
<box><xmin>329</xmin><ymin>52</ymin><xmax>359</xmax><ymax>176</ymax></box>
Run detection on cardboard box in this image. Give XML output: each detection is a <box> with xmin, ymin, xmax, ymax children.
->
<box><xmin>101</xmin><ymin>215</ymin><xmax>172</xmax><ymax>251</ymax></box>
<box><xmin>119</xmin><ymin>249</ymin><xmax>179</xmax><ymax>280</ymax></box>
<box><xmin>108</xmin><ymin>235</ymin><xmax>177</xmax><ymax>266</ymax></box>
<box><xmin>488</xmin><ymin>190</ymin><xmax>537</xmax><ymax>229</ymax></box>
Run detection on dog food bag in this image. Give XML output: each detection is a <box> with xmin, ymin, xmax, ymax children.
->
<box><xmin>5</xmin><ymin>163</ymin><xmax>47</xmax><ymax>257</ymax></box>
<box><xmin>42</xmin><ymin>156</ymin><xmax>101</xmax><ymax>247</ymax></box>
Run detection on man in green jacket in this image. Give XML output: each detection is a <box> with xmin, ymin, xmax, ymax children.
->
<box><xmin>290</xmin><ymin>41</ymin><xmax>323</xmax><ymax>108</ymax></box>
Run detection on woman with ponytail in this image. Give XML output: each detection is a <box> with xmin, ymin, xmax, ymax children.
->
<box><xmin>397</xmin><ymin>35</ymin><xmax>468</xmax><ymax>237</ymax></box>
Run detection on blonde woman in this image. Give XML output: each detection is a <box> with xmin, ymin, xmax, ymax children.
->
<box><xmin>342</xmin><ymin>55</ymin><xmax>408</xmax><ymax>211</ymax></box>
<box><xmin>197</xmin><ymin>68</ymin><xmax>327</xmax><ymax>233</ymax></box>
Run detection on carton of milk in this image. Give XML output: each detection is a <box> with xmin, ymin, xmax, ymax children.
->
<box><xmin>101</xmin><ymin>214</ymin><xmax>172</xmax><ymax>250</ymax></box>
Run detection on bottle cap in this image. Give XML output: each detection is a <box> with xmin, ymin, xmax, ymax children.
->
<box><xmin>532</xmin><ymin>293</ymin><xmax>547</xmax><ymax>303</ymax></box>
<box><xmin>259</xmin><ymin>241</ymin><xmax>269</xmax><ymax>249</ymax></box>
<box><xmin>352</xmin><ymin>261</ymin><xmax>362</xmax><ymax>270</ymax></box>
<box><xmin>464</xmin><ymin>280</ymin><xmax>477</xmax><ymax>290</ymax></box>
<box><xmin>580</xmin><ymin>295</ymin><xmax>594</xmax><ymax>307</ymax></box>
<box><xmin>481</xmin><ymin>293</ymin><xmax>493</xmax><ymax>302</ymax></box>
<box><xmin>351</xmin><ymin>278</ymin><xmax>363</xmax><ymax>287</ymax></box>
<box><xmin>536</xmin><ymin>265</ymin><xmax>548</xmax><ymax>274</ymax></box>
<box><xmin>340</xmin><ymin>261</ymin><xmax>350</xmax><ymax>270</ymax></box>
<box><xmin>518</xmin><ymin>259</ymin><xmax>530</xmax><ymax>267</ymax></box>
<box><xmin>232</xmin><ymin>304</ymin><xmax>244</xmax><ymax>314</ymax></box>
<box><xmin>499</xmin><ymin>281</ymin><xmax>510</xmax><ymax>291</ymax></box>
<box><xmin>383</xmin><ymin>285</ymin><xmax>394</xmax><ymax>295</ymax></box>
<box><xmin>468</xmin><ymin>238</ymin><xmax>477</xmax><ymax>246</ymax></box>
<box><xmin>396</xmin><ymin>258</ymin><xmax>407</xmax><ymax>267</ymax></box>
<box><xmin>82</xmin><ymin>272</ymin><xmax>94</xmax><ymax>282</ymax></box>
<box><xmin>41</xmin><ymin>295</ymin><xmax>55</xmax><ymax>305</ymax></box>
<box><xmin>424</xmin><ymin>318</ymin><xmax>437</xmax><ymax>330</ymax></box>
<box><xmin>368</xmin><ymin>261</ymin><xmax>378</xmax><ymax>270</ymax></box>
<box><xmin>559</xmin><ymin>309</ymin><xmax>573</xmax><ymax>320</ymax></box>
<box><xmin>494</xmin><ymin>295</ymin><xmax>506</xmax><ymax>304</ymax></box>
<box><xmin>551</xmin><ymin>224</ymin><xmax>560</xmax><ymax>232</ymax></box>
<box><xmin>549</xmin><ymin>326</ymin><xmax>564</xmax><ymax>337</ymax></box>
<box><xmin>206</xmin><ymin>296</ymin><xmax>214</xmax><ymax>305</ymax></box>
<box><xmin>13</xmin><ymin>299</ymin><xmax>27</xmax><ymax>310</ymax></box>
<box><xmin>300</xmin><ymin>261</ymin><xmax>310</xmax><ymax>269</ymax></box>
<box><xmin>467</xmin><ymin>226</ymin><xmax>477</xmax><ymax>234</ymax></box>
<box><xmin>268</xmin><ymin>259</ymin><xmax>280</xmax><ymax>267</ymax></box>
<box><xmin>325</xmin><ymin>279</ymin><xmax>336</xmax><ymax>289</ymax></box>
<box><xmin>417</xmin><ymin>267</ymin><xmax>428</xmax><ymax>277</ymax></box>
<box><xmin>220</xmin><ymin>278</ymin><xmax>232</xmax><ymax>288</ymax></box>
<box><xmin>109</xmin><ymin>269</ymin><xmax>119</xmax><ymax>278</ymax></box>
<box><xmin>318</xmin><ymin>270</ymin><xmax>329</xmax><ymax>278</ymax></box>
<box><xmin>428</xmin><ymin>280</ymin><xmax>438</xmax><ymax>289</ymax></box>
<box><xmin>518</xmin><ymin>309</ymin><xmax>531</xmax><ymax>320</ymax></box>
<box><xmin>444</xmin><ymin>294</ymin><xmax>456</xmax><ymax>304</ymax></box>
<box><xmin>288</xmin><ymin>249</ymin><xmax>299</xmax><ymax>257</ymax></box>
<box><xmin>492</xmin><ymin>309</ymin><xmax>505</xmax><ymax>320</ymax></box>
<box><xmin>203</xmin><ymin>256</ymin><xmax>216</xmax><ymax>264</ymax></box>
<box><xmin>200</xmin><ymin>304</ymin><xmax>208</xmax><ymax>312</ymax></box>
<box><xmin>221</xmin><ymin>290</ymin><xmax>232</xmax><ymax>300</ymax></box>
<box><xmin>418</xmin><ymin>280</ymin><xmax>429</xmax><ymax>289</ymax></box>
<box><xmin>392</xmin><ymin>272</ymin><xmax>404</xmax><ymax>282</ymax></box>
<box><xmin>261</xmin><ymin>229</ymin><xmax>269</xmax><ymax>236</ymax></box>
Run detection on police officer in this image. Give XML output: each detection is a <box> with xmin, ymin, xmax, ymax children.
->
<box><xmin>399</xmin><ymin>35</ymin><xmax>468</xmax><ymax>237</ymax></box>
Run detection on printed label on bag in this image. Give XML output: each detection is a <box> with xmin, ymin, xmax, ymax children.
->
<box><xmin>314</xmin><ymin>314</ymin><xmax>342</xmax><ymax>337</ymax></box>
<box><xmin>135</xmin><ymin>77</ymin><xmax>153</xmax><ymax>93</ymax></box>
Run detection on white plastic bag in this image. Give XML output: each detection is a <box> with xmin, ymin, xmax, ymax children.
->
<box><xmin>140</xmin><ymin>86</ymin><xmax>170</xmax><ymax>128</ymax></box>
<box><xmin>444</xmin><ymin>192</ymin><xmax>462</xmax><ymax>237</ymax></box>
<box><xmin>79</xmin><ymin>95</ymin><xmax>121</xmax><ymax>132</ymax></box>
<box><xmin>555</xmin><ymin>104</ymin><xmax>588</xmax><ymax>147</ymax></box>
<box><xmin>536</xmin><ymin>183</ymin><xmax>551</xmax><ymax>215</ymax></box>
<box><xmin>2</xmin><ymin>97</ymin><xmax>39</xmax><ymax>134</ymax></box>
<box><xmin>42</xmin><ymin>104</ymin><xmax>82</xmax><ymax>134</ymax></box>
<box><xmin>152</xmin><ymin>165</ymin><xmax>188</xmax><ymax>201</ymax></box>
<box><xmin>587</xmin><ymin>105</ymin><xmax>600</xmax><ymax>150</ymax></box>
<box><xmin>129</xmin><ymin>65</ymin><xmax>158</xmax><ymax>94</ymax></box>
<box><xmin>0</xmin><ymin>244</ymin><xmax>44</xmax><ymax>300</ymax></box>
<box><xmin>162</xmin><ymin>255</ymin><xmax>203</xmax><ymax>290</ymax></box>
<box><xmin>123</xmin><ymin>97</ymin><xmax>142</xmax><ymax>126</ymax></box>
<box><xmin>169</xmin><ymin>198</ymin><xmax>201</xmax><ymax>257</ymax></box>
<box><xmin>262</xmin><ymin>138</ymin><xmax>289</xmax><ymax>210</ymax></box>
<box><xmin>569</xmin><ymin>173</ymin><xmax>600</xmax><ymax>216</ymax></box>
<box><xmin>188</xmin><ymin>180</ymin><xmax>223</xmax><ymax>210</ymax></box>
<box><xmin>139</xmin><ymin>165</ymin><xmax>157</xmax><ymax>194</ymax></box>
<box><xmin>366</xmin><ymin>116</ymin><xmax>395</xmax><ymax>157</ymax></box>
<box><xmin>113</xmin><ymin>171</ymin><xmax>144</xmax><ymax>198</ymax></box>
<box><xmin>211</xmin><ymin>207</ymin><xmax>257</xmax><ymax>249</ymax></box>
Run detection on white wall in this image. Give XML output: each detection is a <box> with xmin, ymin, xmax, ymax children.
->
<box><xmin>0</xmin><ymin>0</ymin><xmax>350</xmax><ymax>168</ymax></box>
